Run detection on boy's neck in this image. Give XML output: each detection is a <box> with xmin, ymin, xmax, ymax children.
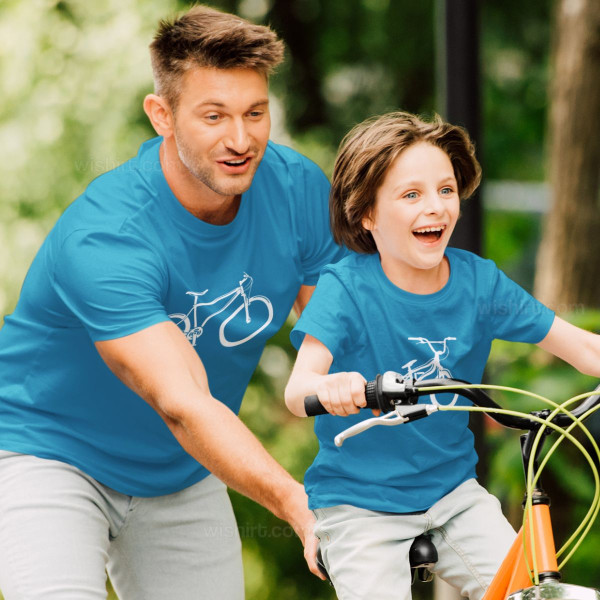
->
<box><xmin>380</xmin><ymin>256</ymin><xmax>450</xmax><ymax>295</ymax></box>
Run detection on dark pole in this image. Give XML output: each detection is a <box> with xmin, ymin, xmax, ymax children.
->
<box><xmin>436</xmin><ymin>0</ymin><xmax>487</xmax><ymax>483</ymax></box>
<box><xmin>436</xmin><ymin>0</ymin><xmax>482</xmax><ymax>256</ymax></box>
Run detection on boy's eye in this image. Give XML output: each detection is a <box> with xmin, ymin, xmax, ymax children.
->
<box><xmin>404</xmin><ymin>191</ymin><xmax>419</xmax><ymax>199</ymax></box>
<box><xmin>440</xmin><ymin>187</ymin><xmax>454</xmax><ymax>195</ymax></box>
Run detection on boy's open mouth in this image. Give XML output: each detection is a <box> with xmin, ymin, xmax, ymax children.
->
<box><xmin>412</xmin><ymin>225</ymin><xmax>446</xmax><ymax>243</ymax></box>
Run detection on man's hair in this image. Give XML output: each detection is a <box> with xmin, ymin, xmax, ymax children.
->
<box><xmin>330</xmin><ymin>111</ymin><xmax>482</xmax><ymax>254</ymax></box>
<box><xmin>149</xmin><ymin>5</ymin><xmax>284</xmax><ymax>108</ymax></box>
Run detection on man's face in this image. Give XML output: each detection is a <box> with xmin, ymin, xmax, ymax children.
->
<box><xmin>171</xmin><ymin>67</ymin><xmax>271</xmax><ymax>199</ymax></box>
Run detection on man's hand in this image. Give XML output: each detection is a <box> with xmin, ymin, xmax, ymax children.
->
<box><xmin>280</xmin><ymin>481</ymin><xmax>325</xmax><ymax>580</ymax></box>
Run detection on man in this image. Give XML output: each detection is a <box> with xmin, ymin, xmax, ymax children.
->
<box><xmin>0</xmin><ymin>5</ymin><xmax>343</xmax><ymax>599</ymax></box>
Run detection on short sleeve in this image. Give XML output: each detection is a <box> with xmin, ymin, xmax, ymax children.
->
<box><xmin>294</xmin><ymin>159</ymin><xmax>348</xmax><ymax>285</ymax></box>
<box><xmin>53</xmin><ymin>229</ymin><xmax>170</xmax><ymax>341</ymax></box>
<box><xmin>487</xmin><ymin>268</ymin><xmax>555</xmax><ymax>343</ymax></box>
<box><xmin>291</xmin><ymin>269</ymin><xmax>360</xmax><ymax>358</ymax></box>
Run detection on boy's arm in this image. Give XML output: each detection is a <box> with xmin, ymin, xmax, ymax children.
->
<box><xmin>537</xmin><ymin>316</ymin><xmax>600</xmax><ymax>377</ymax></box>
<box><xmin>285</xmin><ymin>334</ymin><xmax>366</xmax><ymax>417</ymax></box>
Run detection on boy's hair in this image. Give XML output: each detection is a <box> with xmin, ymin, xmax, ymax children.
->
<box><xmin>149</xmin><ymin>5</ymin><xmax>284</xmax><ymax>109</ymax></box>
<box><xmin>330</xmin><ymin>112</ymin><xmax>482</xmax><ymax>254</ymax></box>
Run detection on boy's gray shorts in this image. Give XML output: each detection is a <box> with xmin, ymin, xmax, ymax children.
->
<box><xmin>0</xmin><ymin>450</ymin><xmax>244</xmax><ymax>600</ymax></box>
<box><xmin>314</xmin><ymin>478</ymin><xmax>516</xmax><ymax>600</ymax></box>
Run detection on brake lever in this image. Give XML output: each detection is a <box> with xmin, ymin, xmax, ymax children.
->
<box><xmin>334</xmin><ymin>404</ymin><xmax>438</xmax><ymax>447</ymax></box>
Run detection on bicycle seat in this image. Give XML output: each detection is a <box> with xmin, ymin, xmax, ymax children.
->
<box><xmin>409</xmin><ymin>534</ymin><xmax>438</xmax><ymax>583</ymax></box>
<box><xmin>315</xmin><ymin>534</ymin><xmax>439</xmax><ymax>588</ymax></box>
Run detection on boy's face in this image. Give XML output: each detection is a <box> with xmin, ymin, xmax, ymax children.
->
<box><xmin>363</xmin><ymin>141</ymin><xmax>460</xmax><ymax>285</ymax></box>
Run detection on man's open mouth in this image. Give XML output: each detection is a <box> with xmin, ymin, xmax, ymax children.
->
<box><xmin>412</xmin><ymin>225</ymin><xmax>446</xmax><ymax>242</ymax></box>
<box><xmin>221</xmin><ymin>157</ymin><xmax>251</xmax><ymax>167</ymax></box>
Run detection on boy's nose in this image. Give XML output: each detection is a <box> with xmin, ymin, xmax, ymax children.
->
<box><xmin>423</xmin><ymin>192</ymin><xmax>445</xmax><ymax>214</ymax></box>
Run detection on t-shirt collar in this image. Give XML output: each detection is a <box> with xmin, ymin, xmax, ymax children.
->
<box><xmin>368</xmin><ymin>250</ymin><xmax>456</xmax><ymax>304</ymax></box>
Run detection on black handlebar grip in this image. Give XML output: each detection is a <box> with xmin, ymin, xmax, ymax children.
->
<box><xmin>305</xmin><ymin>378</ymin><xmax>381</xmax><ymax>417</ymax></box>
<box><xmin>365</xmin><ymin>379</ymin><xmax>379</xmax><ymax>410</ymax></box>
<box><xmin>304</xmin><ymin>394</ymin><xmax>328</xmax><ymax>416</ymax></box>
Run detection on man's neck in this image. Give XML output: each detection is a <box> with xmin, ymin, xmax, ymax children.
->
<box><xmin>159</xmin><ymin>140</ymin><xmax>241</xmax><ymax>226</ymax></box>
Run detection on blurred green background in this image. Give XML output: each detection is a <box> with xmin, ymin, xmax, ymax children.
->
<box><xmin>1</xmin><ymin>0</ymin><xmax>599</xmax><ymax>598</ymax></box>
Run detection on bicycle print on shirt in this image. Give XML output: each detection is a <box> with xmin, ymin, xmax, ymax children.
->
<box><xmin>401</xmin><ymin>337</ymin><xmax>459</xmax><ymax>406</ymax></box>
<box><xmin>168</xmin><ymin>273</ymin><xmax>274</xmax><ymax>348</ymax></box>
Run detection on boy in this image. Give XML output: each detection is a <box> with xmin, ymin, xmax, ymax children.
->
<box><xmin>285</xmin><ymin>111</ymin><xmax>600</xmax><ymax>599</ymax></box>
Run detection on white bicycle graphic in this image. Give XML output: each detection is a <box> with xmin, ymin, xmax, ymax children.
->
<box><xmin>169</xmin><ymin>273</ymin><xmax>273</xmax><ymax>348</ymax></box>
<box><xmin>402</xmin><ymin>337</ymin><xmax>459</xmax><ymax>405</ymax></box>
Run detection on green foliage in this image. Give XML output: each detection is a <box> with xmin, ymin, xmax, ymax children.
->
<box><xmin>484</xmin><ymin>209</ymin><xmax>543</xmax><ymax>291</ymax></box>
<box><xmin>267</xmin><ymin>0</ymin><xmax>436</xmax><ymax>150</ymax></box>
<box><xmin>485</xmin><ymin>310</ymin><xmax>600</xmax><ymax>588</ymax></box>
<box><xmin>0</xmin><ymin>0</ymin><xmax>173</xmax><ymax>321</ymax></box>
<box><xmin>481</xmin><ymin>1</ymin><xmax>552</xmax><ymax>180</ymax></box>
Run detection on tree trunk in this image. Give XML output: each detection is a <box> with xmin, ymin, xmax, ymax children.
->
<box><xmin>534</xmin><ymin>0</ymin><xmax>600</xmax><ymax>311</ymax></box>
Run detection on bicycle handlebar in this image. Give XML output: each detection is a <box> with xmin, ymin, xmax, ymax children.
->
<box><xmin>304</xmin><ymin>371</ymin><xmax>600</xmax><ymax>431</ymax></box>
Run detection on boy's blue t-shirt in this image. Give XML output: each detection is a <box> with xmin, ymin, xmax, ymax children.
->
<box><xmin>0</xmin><ymin>137</ymin><xmax>345</xmax><ymax>497</ymax></box>
<box><xmin>291</xmin><ymin>249</ymin><xmax>555</xmax><ymax>513</ymax></box>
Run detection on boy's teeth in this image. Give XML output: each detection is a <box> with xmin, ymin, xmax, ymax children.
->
<box><xmin>414</xmin><ymin>226</ymin><xmax>444</xmax><ymax>233</ymax></box>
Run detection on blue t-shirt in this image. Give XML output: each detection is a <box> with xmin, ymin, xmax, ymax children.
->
<box><xmin>291</xmin><ymin>249</ymin><xmax>555</xmax><ymax>513</ymax></box>
<box><xmin>0</xmin><ymin>137</ymin><xmax>345</xmax><ymax>497</ymax></box>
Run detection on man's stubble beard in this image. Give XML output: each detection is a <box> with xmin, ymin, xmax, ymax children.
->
<box><xmin>173</xmin><ymin>125</ymin><xmax>260</xmax><ymax>198</ymax></box>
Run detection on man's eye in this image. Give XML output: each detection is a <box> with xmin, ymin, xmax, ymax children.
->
<box><xmin>248</xmin><ymin>111</ymin><xmax>263</xmax><ymax>118</ymax></box>
<box><xmin>205</xmin><ymin>114</ymin><xmax>221</xmax><ymax>122</ymax></box>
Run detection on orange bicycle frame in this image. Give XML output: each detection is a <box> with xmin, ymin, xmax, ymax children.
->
<box><xmin>483</xmin><ymin>501</ymin><xmax>559</xmax><ymax>600</ymax></box>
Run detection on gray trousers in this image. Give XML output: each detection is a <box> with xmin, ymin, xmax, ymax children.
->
<box><xmin>0</xmin><ymin>451</ymin><xmax>244</xmax><ymax>600</ymax></box>
<box><xmin>314</xmin><ymin>478</ymin><xmax>516</xmax><ymax>600</ymax></box>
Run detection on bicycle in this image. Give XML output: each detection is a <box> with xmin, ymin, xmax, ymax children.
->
<box><xmin>168</xmin><ymin>273</ymin><xmax>273</xmax><ymax>348</ymax></box>
<box><xmin>305</xmin><ymin>372</ymin><xmax>600</xmax><ymax>600</ymax></box>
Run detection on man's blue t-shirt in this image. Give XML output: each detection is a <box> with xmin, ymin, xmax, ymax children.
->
<box><xmin>0</xmin><ymin>137</ymin><xmax>344</xmax><ymax>497</ymax></box>
<box><xmin>291</xmin><ymin>249</ymin><xmax>555</xmax><ymax>513</ymax></box>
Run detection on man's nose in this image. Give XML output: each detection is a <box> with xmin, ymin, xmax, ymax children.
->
<box><xmin>223</xmin><ymin>118</ymin><xmax>250</xmax><ymax>154</ymax></box>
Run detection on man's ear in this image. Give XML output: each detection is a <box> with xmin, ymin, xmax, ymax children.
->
<box><xmin>143</xmin><ymin>94</ymin><xmax>174</xmax><ymax>138</ymax></box>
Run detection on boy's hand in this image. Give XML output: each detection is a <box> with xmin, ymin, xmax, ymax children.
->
<box><xmin>315</xmin><ymin>372</ymin><xmax>367</xmax><ymax>416</ymax></box>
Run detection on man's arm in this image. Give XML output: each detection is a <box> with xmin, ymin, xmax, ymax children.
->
<box><xmin>95</xmin><ymin>321</ymin><xmax>324</xmax><ymax>579</ymax></box>
<box><xmin>293</xmin><ymin>284</ymin><xmax>315</xmax><ymax>317</ymax></box>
